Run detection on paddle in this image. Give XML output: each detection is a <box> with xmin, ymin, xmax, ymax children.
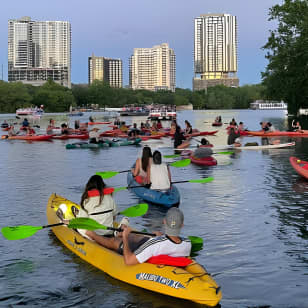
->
<box><xmin>113</xmin><ymin>177</ymin><xmax>214</xmax><ymax>192</ymax></box>
<box><xmin>96</xmin><ymin>159</ymin><xmax>191</xmax><ymax>179</ymax></box>
<box><xmin>1</xmin><ymin>203</ymin><xmax>149</xmax><ymax>240</ymax></box>
<box><xmin>68</xmin><ymin>217</ymin><xmax>203</xmax><ymax>252</ymax></box>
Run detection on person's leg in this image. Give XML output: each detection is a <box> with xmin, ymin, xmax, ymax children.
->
<box><xmin>86</xmin><ymin>231</ymin><xmax>121</xmax><ymax>251</ymax></box>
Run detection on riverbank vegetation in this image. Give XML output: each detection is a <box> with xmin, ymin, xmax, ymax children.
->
<box><xmin>0</xmin><ymin>79</ymin><xmax>266</xmax><ymax>113</ymax></box>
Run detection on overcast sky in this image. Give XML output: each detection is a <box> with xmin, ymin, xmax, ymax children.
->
<box><xmin>0</xmin><ymin>0</ymin><xmax>281</xmax><ymax>88</ymax></box>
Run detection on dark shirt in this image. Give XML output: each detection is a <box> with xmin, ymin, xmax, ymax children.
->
<box><xmin>174</xmin><ymin>131</ymin><xmax>186</xmax><ymax>148</ymax></box>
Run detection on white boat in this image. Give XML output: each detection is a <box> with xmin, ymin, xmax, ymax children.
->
<box><xmin>250</xmin><ymin>100</ymin><xmax>287</xmax><ymax>110</ymax></box>
<box><xmin>16</xmin><ymin>106</ymin><xmax>44</xmax><ymax>117</ymax></box>
<box><xmin>148</xmin><ymin>107</ymin><xmax>177</xmax><ymax>120</ymax></box>
<box><xmin>229</xmin><ymin>142</ymin><xmax>295</xmax><ymax>150</ymax></box>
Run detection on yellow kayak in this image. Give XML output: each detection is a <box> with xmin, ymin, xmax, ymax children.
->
<box><xmin>47</xmin><ymin>193</ymin><xmax>222</xmax><ymax>306</ymax></box>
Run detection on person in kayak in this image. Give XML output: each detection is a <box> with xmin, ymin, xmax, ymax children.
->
<box><xmin>184</xmin><ymin>120</ymin><xmax>193</xmax><ymax>135</ymax></box>
<box><xmin>89</xmin><ymin>127</ymin><xmax>103</xmax><ymax>144</ymax></box>
<box><xmin>149</xmin><ymin>150</ymin><xmax>171</xmax><ymax>190</ymax></box>
<box><xmin>22</xmin><ymin>118</ymin><xmax>29</xmax><ymax>128</ymax></box>
<box><xmin>128</xmin><ymin>123</ymin><xmax>140</xmax><ymax>138</ymax></box>
<box><xmin>156</xmin><ymin>119</ymin><xmax>163</xmax><ymax>130</ymax></box>
<box><xmin>86</xmin><ymin>207</ymin><xmax>192</xmax><ymax>265</ymax></box>
<box><xmin>227</xmin><ymin>127</ymin><xmax>241</xmax><ymax>146</ymax></box>
<box><xmin>173</xmin><ymin>125</ymin><xmax>189</xmax><ymax>149</ymax></box>
<box><xmin>131</xmin><ymin>146</ymin><xmax>152</xmax><ymax>184</ymax></box>
<box><xmin>291</xmin><ymin>120</ymin><xmax>303</xmax><ymax>132</ymax></box>
<box><xmin>77</xmin><ymin>175</ymin><xmax>118</xmax><ymax>238</ymax></box>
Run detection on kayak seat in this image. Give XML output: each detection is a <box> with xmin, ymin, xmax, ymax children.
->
<box><xmin>244</xmin><ymin>142</ymin><xmax>259</xmax><ymax>146</ymax></box>
<box><xmin>147</xmin><ymin>255</ymin><xmax>193</xmax><ymax>267</ymax></box>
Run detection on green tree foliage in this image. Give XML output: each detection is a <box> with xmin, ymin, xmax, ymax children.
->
<box><xmin>262</xmin><ymin>0</ymin><xmax>308</xmax><ymax>115</ymax></box>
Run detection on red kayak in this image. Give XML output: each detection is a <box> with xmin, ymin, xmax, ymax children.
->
<box><xmin>246</xmin><ymin>130</ymin><xmax>308</xmax><ymax>137</ymax></box>
<box><xmin>212</xmin><ymin>122</ymin><xmax>222</xmax><ymax>127</ymax></box>
<box><xmin>185</xmin><ymin>131</ymin><xmax>218</xmax><ymax>137</ymax></box>
<box><xmin>88</xmin><ymin>122</ymin><xmax>111</xmax><ymax>125</ymax></box>
<box><xmin>289</xmin><ymin>156</ymin><xmax>308</xmax><ymax>180</ymax></box>
<box><xmin>52</xmin><ymin>134</ymin><xmax>89</xmax><ymax>140</ymax></box>
<box><xmin>181</xmin><ymin>150</ymin><xmax>217</xmax><ymax>166</ymax></box>
<box><xmin>2</xmin><ymin>134</ymin><xmax>52</xmax><ymax>141</ymax></box>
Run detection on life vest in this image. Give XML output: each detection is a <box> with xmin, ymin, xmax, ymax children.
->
<box><xmin>87</xmin><ymin>188</ymin><xmax>114</xmax><ymax>197</ymax></box>
<box><xmin>147</xmin><ymin>255</ymin><xmax>193</xmax><ymax>267</ymax></box>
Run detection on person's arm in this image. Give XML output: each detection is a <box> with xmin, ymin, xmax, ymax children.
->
<box><xmin>167</xmin><ymin>165</ymin><xmax>171</xmax><ymax>187</ymax></box>
<box><xmin>122</xmin><ymin>226</ymin><xmax>140</xmax><ymax>265</ymax></box>
<box><xmin>132</xmin><ymin>159</ymin><xmax>140</xmax><ymax>177</ymax></box>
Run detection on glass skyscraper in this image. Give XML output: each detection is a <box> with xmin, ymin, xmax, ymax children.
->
<box><xmin>8</xmin><ymin>17</ymin><xmax>71</xmax><ymax>88</ymax></box>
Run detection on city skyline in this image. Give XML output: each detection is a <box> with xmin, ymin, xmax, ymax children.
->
<box><xmin>0</xmin><ymin>0</ymin><xmax>279</xmax><ymax>88</ymax></box>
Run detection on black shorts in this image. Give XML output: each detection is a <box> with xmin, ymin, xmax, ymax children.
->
<box><xmin>117</xmin><ymin>236</ymin><xmax>149</xmax><ymax>255</ymax></box>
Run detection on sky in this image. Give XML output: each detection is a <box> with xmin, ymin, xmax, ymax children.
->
<box><xmin>0</xmin><ymin>0</ymin><xmax>280</xmax><ymax>89</ymax></box>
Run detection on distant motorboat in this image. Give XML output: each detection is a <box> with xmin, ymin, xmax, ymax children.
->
<box><xmin>16</xmin><ymin>106</ymin><xmax>44</xmax><ymax>118</ymax></box>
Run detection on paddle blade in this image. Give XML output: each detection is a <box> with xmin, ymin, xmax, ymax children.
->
<box><xmin>164</xmin><ymin>154</ymin><xmax>180</xmax><ymax>158</ymax></box>
<box><xmin>216</xmin><ymin>151</ymin><xmax>234</xmax><ymax>155</ymax></box>
<box><xmin>189</xmin><ymin>177</ymin><xmax>214</xmax><ymax>184</ymax></box>
<box><xmin>120</xmin><ymin>203</ymin><xmax>148</xmax><ymax>217</ymax></box>
<box><xmin>1</xmin><ymin>226</ymin><xmax>42</xmax><ymax>240</ymax></box>
<box><xmin>170</xmin><ymin>159</ymin><xmax>191</xmax><ymax>168</ymax></box>
<box><xmin>189</xmin><ymin>236</ymin><xmax>204</xmax><ymax>253</ymax></box>
<box><xmin>96</xmin><ymin>171</ymin><xmax>119</xmax><ymax>179</ymax></box>
<box><xmin>113</xmin><ymin>186</ymin><xmax>128</xmax><ymax>193</ymax></box>
<box><xmin>68</xmin><ymin>218</ymin><xmax>107</xmax><ymax>230</ymax></box>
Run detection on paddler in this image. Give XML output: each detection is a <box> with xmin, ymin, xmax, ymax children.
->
<box><xmin>174</xmin><ymin>125</ymin><xmax>190</xmax><ymax>149</ymax></box>
<box><xmin>131</xmin><ymin>146</ymin><xmax>152</xmax><ymax>184</ymax></box>
<box><xmin>86</xmin><ymin>207</ymin><xmax>192</xmax><ymax>265</ymax></box>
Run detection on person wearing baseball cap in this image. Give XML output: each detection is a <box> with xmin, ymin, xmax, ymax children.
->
<box><xmin>86</xmin><ymin>207</ymin><xmax>192</xmax><ymax>265</ymax></box>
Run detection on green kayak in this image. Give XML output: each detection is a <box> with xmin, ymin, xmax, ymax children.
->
<box><xmin>66</xmin><ymin>138</ymin><xmax>142</xmax><ymax>149</ymax></box>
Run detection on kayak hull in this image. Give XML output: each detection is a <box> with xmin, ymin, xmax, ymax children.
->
<box><xmin>127</xmin><ymin>172</ymin><xmax>180</xmax><ymax>208</ymax></box>
<box><xmin>66</xmin><ymin>138</ymin><xmax>142</xmax><ymax>149</ymax></box>
<box><xmin>212</xmin><ymin>122</ymin><xmax>222</xmax><ymax>127</ymax></box>
<box><xmin>47</xmin><ymin>194</ymin><xmax>222</xmax><ymax>306</ymax></box>
<box><xmin>180</xmin><ymin>150</ymin><xmax>217</xmax><ymax>166</ymax></box>
<box><xmin>232</xmin><ymin>142</ymin><xmax>295</xmax><ymax>150</ymax></box>
<box><xmin>52</xmin><ymin>134</ymin><xmax>89</xmax><ymax>140</ymax></box>
<box><xmin>2</xmin><ymin>134</ymin><xmax>52</xmax><ymax>141</ymax></box>
<box><xmin>289</xmin><ymin>156</ymin><xmax>308</xmax><ymax>180</ymax></box>
<box><xmin>246</xmin><ymin>130</ymin><xmax>308</xmax><ymax>137</ymax></box>
<box><xmin>88</xmin><ymin>121</ymin><xmax>111</xmax><ymax>125</ymax></box>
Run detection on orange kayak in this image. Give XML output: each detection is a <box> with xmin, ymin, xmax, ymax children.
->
<box><xmin>246</xmin><ymin>130</ymin><xmax>308</xmax><ymax>137</ymax></box>
<box><xmin>2</xmin><ymin>134</ymin><xmax>52</xmax><ymax>141</ymax></box>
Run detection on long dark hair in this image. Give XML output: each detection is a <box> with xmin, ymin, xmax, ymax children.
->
<box><xmin>80</xmin><ymin>175</ymin><xmax>105</xmax><ymax>209</ymax></box>
<box><xmin>141</xmin><ymin>146</ymin><xmax>152</xmax><ymax>171</ymax></box>
<box><xmin>153</xmin><ymin>150</ymin><xmax>162</xmax><ymax>165</ymax></box>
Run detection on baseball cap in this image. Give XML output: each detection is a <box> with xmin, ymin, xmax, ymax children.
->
<box><xmin>164</xmin><ymin>207</ymin><xmax>184</xmax><ymax>236</ymax></box>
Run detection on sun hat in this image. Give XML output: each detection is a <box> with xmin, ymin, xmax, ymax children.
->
<box><xmin>164</xmin><ymin>207</ymin><xmax>184</xmax><ymax>236</ymax></box>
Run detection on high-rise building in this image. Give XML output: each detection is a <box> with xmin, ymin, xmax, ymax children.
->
<box><xmin>88</xmin><ymin>54</ymin><xmax>122</xmax><ymax>88</ymax></box>
<box><xmin>129</xmin><ymin>43</ymin><xmax>175</xmax><ymax>92</ymax></box>
<box><xmin>8</xmin><ymin>16</ymin><xmax>71</xmax><ymax>88</ymax></box>
<box><xmin>193</xmin><ymin>13</ymin><xmax>239</xmax><ymax>91</ymax></box>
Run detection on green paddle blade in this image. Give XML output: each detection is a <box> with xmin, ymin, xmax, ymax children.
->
<box><xmin>216</xmin><ymin>151</ymin><xmax>234</xmax><ymax>155</ymax></box>
<box><xmin>96</xmin><ymin>171</ymin><xmax>119</xmax><ymax>179</ymax></box>
<box><xmin>1</xmin><ymin>225</ymin><xmax>43</xmax><ymax>240</ymax></box>
<box><xmin>113</xmin><ymin>186</ymin><xmax>128</xmax><ymax>193</ymax></box>
<box><xmin>189</xmin><ymin>177</ymin><xmax>214</xmax><ymax>184</ymax></box>
<box><xmin>68</xmin><ymin>217</ymin><xmax>107</xmax><ymax>230</ymax></box>
<box><xmin>164</xmin><ymin>154</ymin><xmax>180</xmax><ymax>158</ymax></box>
<box><xmin>120</xmin><ymin>203</ymin><xmax>148</xmax><ymax>217</ymax></box>
<box><xmin>170</xmin><ymin>159</ymin><xmax>191</xmax><ymax>168</ymax></box>
<box><xmin>188</xmin><ymin>236</ymin><xmax>204</xmax><ymax>253</ymax></box>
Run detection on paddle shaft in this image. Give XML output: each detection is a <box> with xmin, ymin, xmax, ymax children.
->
<box><xmin>42</xmin><ymin>222</ymin><xmax>64</xmax><ymax>229</ymax></box>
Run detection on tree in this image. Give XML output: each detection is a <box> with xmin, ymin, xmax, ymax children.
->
<box><xmin>262</xmin><ymin>0</ymin><xmax>308</xmax><ymax>115</ymax></box>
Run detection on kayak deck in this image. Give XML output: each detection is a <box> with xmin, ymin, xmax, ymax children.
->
<box><xmin>47</xmin><ymin>194</ymin><xmax>222</xmax><ymax>306</ymax></box>
<box><xmin>289</xmin><ymin>156</ymin><xmax>308</xmax><ymax>180</ymax></box>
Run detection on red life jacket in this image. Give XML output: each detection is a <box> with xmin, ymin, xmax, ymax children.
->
<box><xmin>146</xmin><ymin>255</ymin><xmax>193</xmax><ymax>267</ymax></box>
<box><xmin>87</xmin><ymin>188</ymin><xmax>114</xmax><ymax>197</ymax></box>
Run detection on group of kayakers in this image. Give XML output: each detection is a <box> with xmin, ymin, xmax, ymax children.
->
<box><xmin>71</xmin><ymin>168</ymin><xmax>189</xmax><ymax>266</ymax></box>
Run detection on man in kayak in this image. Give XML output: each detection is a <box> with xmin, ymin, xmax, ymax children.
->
<box><xmin>86</xmin><ymin>207</ymin><xmax>191</xmax><ymax>265</ymax></box>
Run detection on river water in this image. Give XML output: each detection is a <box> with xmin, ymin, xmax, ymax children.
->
<box><xmin>0</xmin><ymin>110</ymin><xmax>307</xmax><ymax>308</ymax></box>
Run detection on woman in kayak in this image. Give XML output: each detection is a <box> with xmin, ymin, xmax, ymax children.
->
<box><xmin>227</xmin><ymin>127</ymin><xmax>241</xmax><ymax>146</ymax></box>
<box><xmin>174</xmin><ymin>125</ymin><xmax>190</xmax><ymax>149</ymax></box>
<box><xmin>184</xmin><ymin>120</ymin><xmax>193</xmax><ymax>135</ymax></box>
<box><xmin>77</xmin><ymin>175</ymin><xmax>118</xmax><ymax>238</ymax></box>
<box><xmin>131</xmin><ymin>146</ymin><xmax>152</xmax><ymax>184</ymax></box>
<box><xmin>292</xmin><ymin>120</ymin><xmax>303</xmax><ymax>132</ymax></box>
<box><xmin>149</xmin><ymin>150</ymin><xmax>171</xmax><ymax>190</ymax></box>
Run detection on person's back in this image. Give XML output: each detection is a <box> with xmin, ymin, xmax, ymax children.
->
<box><xmin>150</xmin><ymin>151</ymin><xmax>170</xmax><ymax>190</ymax></box>
<box><xmin>22</xmin><ymin>119</ymin><xmax>29</xmax><ymax>127</ymax></box>
<box><xmin>174</xmin><ymin>126</ymin><xmax>185</xmax><ymax>148</ymax></box>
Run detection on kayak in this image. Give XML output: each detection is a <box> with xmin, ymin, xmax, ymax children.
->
<box><xmin>127</xmin><ymin>171</ymin><xmax>180</xmax><ymax>208</ymax></box>
<box><xmin>231</xmin><ymin>142</ymin><xmax>295</xmax><ymax>150</ymax></box>
<box><xmin>168</xmin><ymin>131</ymin><xmax>218</xmax><ymax>137</ymax></box>
<box><xmin>246</xmin><ymin>130</ymin><xmax>308</xmax><ymax>137</ymax></box>
<box><xmin>1</xmin><ymin>134</ymin><xmax>52</xmax><ymax>141</ymax></box>
<box><xmin>66</xmin><ymin>138</ymin><xmax>142</xmax><ymax>149</ymax></box>
<box><xmin>52</xmin><ymin>134</ymin><xmax>89</xmax><ymax>140</ymax></box>
<box><xmin>289</xmin><ymin>156</ymin><xmax>308</xmax><ymax>180</ymax></box>
<box><xmin>212</xmin><ymin>122</ymin><xmax>222</xmax><ymax>127</ymax></box>
<box><xmin>88</xmin><ymin>121</ymin><xmax>111</xmax><ymax>125</ymax></box>
<box><xmin>181</xmin><ymin>150</ymin><xmax>217</xmax><ymax>166</ymax></box>
<box><xmin>46</xmin><ymin>194</ymin><xmax>222</xmax><ymax>306</ymax></box>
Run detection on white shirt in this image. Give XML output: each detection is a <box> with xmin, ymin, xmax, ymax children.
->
<box><xmin>134</xmin><ymin>235</ymin><xmax>191</xmax><ymax>264</ymax></box>
<box><xmin>150</xmin><ymin>163</ymin><xmax>170</xmax><ymax>190</ymax></box>
<box><xmin>77</xmin><ymin>194</ymin><xmax>117</xmax><ymax>237</ymax></box>
<box><xmin>89</xmin><ymin>130</ymin><xmax>100</xmax><ymax>142</ymax></box>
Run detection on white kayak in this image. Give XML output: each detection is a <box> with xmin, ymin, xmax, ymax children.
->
<box><xmin>229</xmin><ymin>142</ymin><xmax>295</xmax><ymax>150</ymax></box>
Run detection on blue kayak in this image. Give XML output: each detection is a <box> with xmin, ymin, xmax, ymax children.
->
<box><xmin>127</xmin><ymin>171</ymin><xmax>180</xmax><ymax>208</ymax></box>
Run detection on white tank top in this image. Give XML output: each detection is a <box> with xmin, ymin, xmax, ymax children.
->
<box><xmin>150</xmin><ymin>163</ymin><xmax>170</xmax><ymax>190</ymax></box>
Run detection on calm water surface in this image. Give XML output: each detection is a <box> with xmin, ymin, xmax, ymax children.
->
<box><xmin>0</xmin><ymin>110</ymin><xmax>307</xmax><ymax>308</ymax></box>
